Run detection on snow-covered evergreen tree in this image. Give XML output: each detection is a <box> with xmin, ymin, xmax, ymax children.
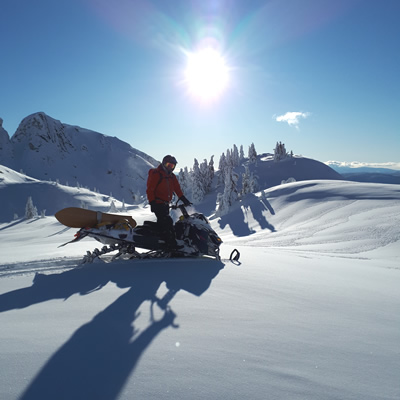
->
<box><xmin>216</xmin><ymin>192</ymin><xmax>227</xmax><ymax>216</ymax></box>
<box><xmin>178</xmin><ymin>168</ymin><xmax>189</xmax><ymax>194</ymax></box>
<box><xmin>232</xmin><ymin>144</ymin><xmax>240</xmax><ymax>167</ymax></box>
<box><xmin>192</xmin><ymin>159</ymin><xmax>205</xmax><ymax>204</ymax></box>
<box><xmin>216</xmin><ymin>167</ymin><xmax>239</xmax><ymax>216</ymax></box>
<box><xmin>218</xmin><ymin>152</ymin><xmax>227</xmax><ymax>186</ymax></box>
<box><xmin>25</xmin><ymin>196</ymin><xmax>38</xmax><ymax>219</ymax></box>
<box><xmin>274</xmin><ymin>141</ymin><xmax>288</xmax><ymax>161</ymax></box>
<box><xmin>241</xmin><ymin>165</ymin><xmax>258</xmax><ymax>196</ymax></box>
<box><xmin>226</xmin><ymin>148</ymin><xmax>232</xmax><ymax>167</ymax></box>
<box><xmin>239</xmin><ymin>145</ymin><xmax>245</xmax><ymax>162</ymax></box>
<box><xmin>109</xmin><ymin>200</ymin><xmax>119</xmax><ymax>213</ymax></box>
<box><xmin>178</xmin><ymin>167</ymin><xmax>192</xmax><ymax>202</ymax></box>
<box><xmin>248</xmin><ymin>143</ymin><xmax>257</xmax><ymax>163</ymax></box>
<box><xmin>249</xmin><ymin>171</ymin><xmax>258</xmax><ymax>193</ymax></box>
<box><xmin>199</xmin><ymin>158</ymin><xmax>214</xmax><ymax>194</ymax></box>
<box><xmin>281</xmin><ymin>177</ymin><xmax>296</xmax><ymax>185</ymax></box>
<box><xmin>218</xmin><ymin>152</ymin><xmax>226</xmax><ymax>171</ymax></box>
<box><xmin>208</xmin><ymin>155</ymin><xmax>215</xmax><ymax>185</ymax></box>
<box><xmin>199</xmin><ymin>159</ymin><xmax>209</xmax><ymax>192</ymax></box>
<box><xmin>225</xmin><ymin>166</ymin><xmax>239</xmax><ymax>209</ymax></box>
<box><xmin>241</xmin><ymin>166</ymin><xmax>252</xmax><ymax>196</ymax></box>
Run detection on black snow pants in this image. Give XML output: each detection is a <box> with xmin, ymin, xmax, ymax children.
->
<box><xmin>150</xmin><ymin>202</ymin><xmax>177</xmax><ymax>248</ymax></box>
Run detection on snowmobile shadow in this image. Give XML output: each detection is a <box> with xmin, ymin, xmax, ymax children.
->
<box><xmin>6</xmin><ymin>258</ymin><xmax>224</xmax><ymax>400</ymax></box>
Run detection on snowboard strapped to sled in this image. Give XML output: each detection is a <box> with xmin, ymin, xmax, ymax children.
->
<box><xmin>55</xmin><ymin>207</ymin><xmax>137</xmax><ymax>228</ymax></box>
<box><xmin>56</xmin><ymin>201</ymin><xmax>240</xmax><ymax>264</ymax></box>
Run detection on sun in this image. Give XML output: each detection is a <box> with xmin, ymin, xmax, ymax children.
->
<box><xmin>184</xmin><ymin>47</ymin><xmax>230</xmax><ymax>102</ymax></box>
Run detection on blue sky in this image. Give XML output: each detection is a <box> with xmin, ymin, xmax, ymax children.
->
<box><xmin>1</xmin><ymin>0</ymin><xmax>399</xmax><ymax>170</ymax></box>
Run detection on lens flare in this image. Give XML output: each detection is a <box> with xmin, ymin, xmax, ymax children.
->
<box><xmin>183</xmin><ymin>47</ymin><xmax>230</xmax><ymax>102</ymax></box>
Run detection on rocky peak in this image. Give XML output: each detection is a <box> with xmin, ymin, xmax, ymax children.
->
<box><xmin>12</xmin><ymin>112</ymin><xmax>74</xmax><ymax>153</ymax></box>
<box><xmin>1</xmin><ymin>112</ymin><xmax>158</xmax><ymax>200</ymax></box>
<box><xmin>0</xmin><ymin>117</ymin><xmax>12</xmax><ymax>153</ymax></box>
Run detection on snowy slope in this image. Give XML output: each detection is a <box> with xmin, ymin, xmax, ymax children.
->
<box><xmin>0</xmin><ymin>164</ymin><xmax>132</xmax><ymax>222</ymax></box>
<box><xmin>247</xmin><ymin>153</ymin><xmax>342</xmax><ymax>188</ymax></box>
<box><xmin>0</xmin><ymin>112</ymin><xmax>158</xmax><ymax>201</ymax></box>
<box><xmin>1</xmin><ymin>150</ymin><xmax>341</xmax><ymax>223</ymax></box>
<box><xmin>0</xmin><ymin>180</ymin><xmax>399</xmax><ymax>400</ymax></box>
<box><xmin>216</xmin><ymin>180</ymin><xmax>400</xmax><ymax>261</ymax></box>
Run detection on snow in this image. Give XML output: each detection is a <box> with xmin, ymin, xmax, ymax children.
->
<box><xmin>1</xmin><ymin>172</ymin><xmax>400</xmax><ymax>400</ymax></box>
<box><xmin>0</xmin><ymin>112</ymin><xmax>158</xmax><ymax>202</ymax></box>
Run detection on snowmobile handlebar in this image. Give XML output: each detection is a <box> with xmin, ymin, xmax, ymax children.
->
<box><xmin>170</xmin><ymin>200</ymin><xmax>191</xmax><ymax>217</ymax></box>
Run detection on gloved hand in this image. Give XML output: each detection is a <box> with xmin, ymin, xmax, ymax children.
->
<box><xmin>179</xmin><ymin>195</ymin><xmax>192</xmax><ymax>207</ymax></box>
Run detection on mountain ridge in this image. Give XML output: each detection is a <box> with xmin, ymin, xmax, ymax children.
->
<box><xmin>0</xmin><ymin>112</ymin><xmax>158</xmax><ymax>201</ymax></box>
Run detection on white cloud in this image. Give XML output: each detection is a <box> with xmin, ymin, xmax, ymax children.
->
<box><xmin>275</xmin><ymin>111</ymin><xmax>310</xmax><ymax>128</ymax></box>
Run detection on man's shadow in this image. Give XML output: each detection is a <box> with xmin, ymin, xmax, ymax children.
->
<box><xmin>0</xmin><ymin>258</ymin><xmax>223</xmax><ymax>400</ymax></box>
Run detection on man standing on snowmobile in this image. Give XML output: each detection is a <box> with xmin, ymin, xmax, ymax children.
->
<box><xmin>146</xmin><ymin>155</ymin><xmax>191</xmax><ymax>249</ymax></box>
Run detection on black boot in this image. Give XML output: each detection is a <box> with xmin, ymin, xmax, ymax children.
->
<box><xmin>164</xmin><ymin>230</ymin><xmax>184</xmax><ymax>251</ymax></box>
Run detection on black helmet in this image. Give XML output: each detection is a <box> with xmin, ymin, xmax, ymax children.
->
<box><xmin>162</xmin><ymin>155</ymin><xmax>177</xmax><ymax>172</ymax></box>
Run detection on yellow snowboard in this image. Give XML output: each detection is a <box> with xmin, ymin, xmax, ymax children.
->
<box><xmin>55</xmin><ymin>207</ymin><xmax>137</xmax><ymax>228</ymax></box>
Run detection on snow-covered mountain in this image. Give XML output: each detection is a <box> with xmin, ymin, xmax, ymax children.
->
<box><xmin>326</xmin><ymin>161</ymin><xmax>400</xmax><ymax>174</ymax></box>
<box><xmin>341</xmin><ymin>171</ymin><xmax>400</xmax><ymax>185</ymax></box>
<box><xmin>245</xmin><ymin>153</ymin><xmax>342</xmax><ymax>188</ymax></box>
<box><xmin>0</xmin><ymin>112</ymin><xmax>158</xmax><ymax>201</ymax></box>
<box><xmin>326</xmin><ymin>161</ymin><xmax>400</xmax><ymax>184</ymax></box>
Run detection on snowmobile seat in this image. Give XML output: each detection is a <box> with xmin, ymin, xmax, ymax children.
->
<box><xmin>143</xmin><ymin>221</ymin><xmax>159</xmax><ymax>229</ymax></box>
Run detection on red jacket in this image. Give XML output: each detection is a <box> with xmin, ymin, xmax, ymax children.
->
<box><xmin>146</xmin><ymin>165</ymin><xmax>183</xmax><ymax>204</ymax></box>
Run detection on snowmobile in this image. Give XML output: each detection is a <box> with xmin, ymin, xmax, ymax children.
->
<box><xmin>58</xmin><ymin>201</ymin><xmax>240</xmax><ymax>264</ymax></box>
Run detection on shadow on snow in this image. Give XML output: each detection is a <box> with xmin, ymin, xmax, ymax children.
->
<box><xmin>0</xmin><ymin>258</ymin><xmax>224</xmax><ymax>400</ymax></box>
<box><xmin>218</xmin><ymin>193</ymin><xmax>276</xmax><ymax>236</ymax></box>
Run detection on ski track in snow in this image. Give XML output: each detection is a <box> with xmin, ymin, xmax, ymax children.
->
<box><xmin>0</xmin><ymin>258</ymin><xmax>82</xmax><ymax>278</ymax></box>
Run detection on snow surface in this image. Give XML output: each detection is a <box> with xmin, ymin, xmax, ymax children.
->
<box><xmin>1</xmin><ymin>176</ymin><xmax>399</xmax><ymax>400</ymax></box>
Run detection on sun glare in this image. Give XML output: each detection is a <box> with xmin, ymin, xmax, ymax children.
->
<box><xmin>184</xmin><ymin>47</ymin><xmax>230</xmax><ymax>102</ymax></box>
